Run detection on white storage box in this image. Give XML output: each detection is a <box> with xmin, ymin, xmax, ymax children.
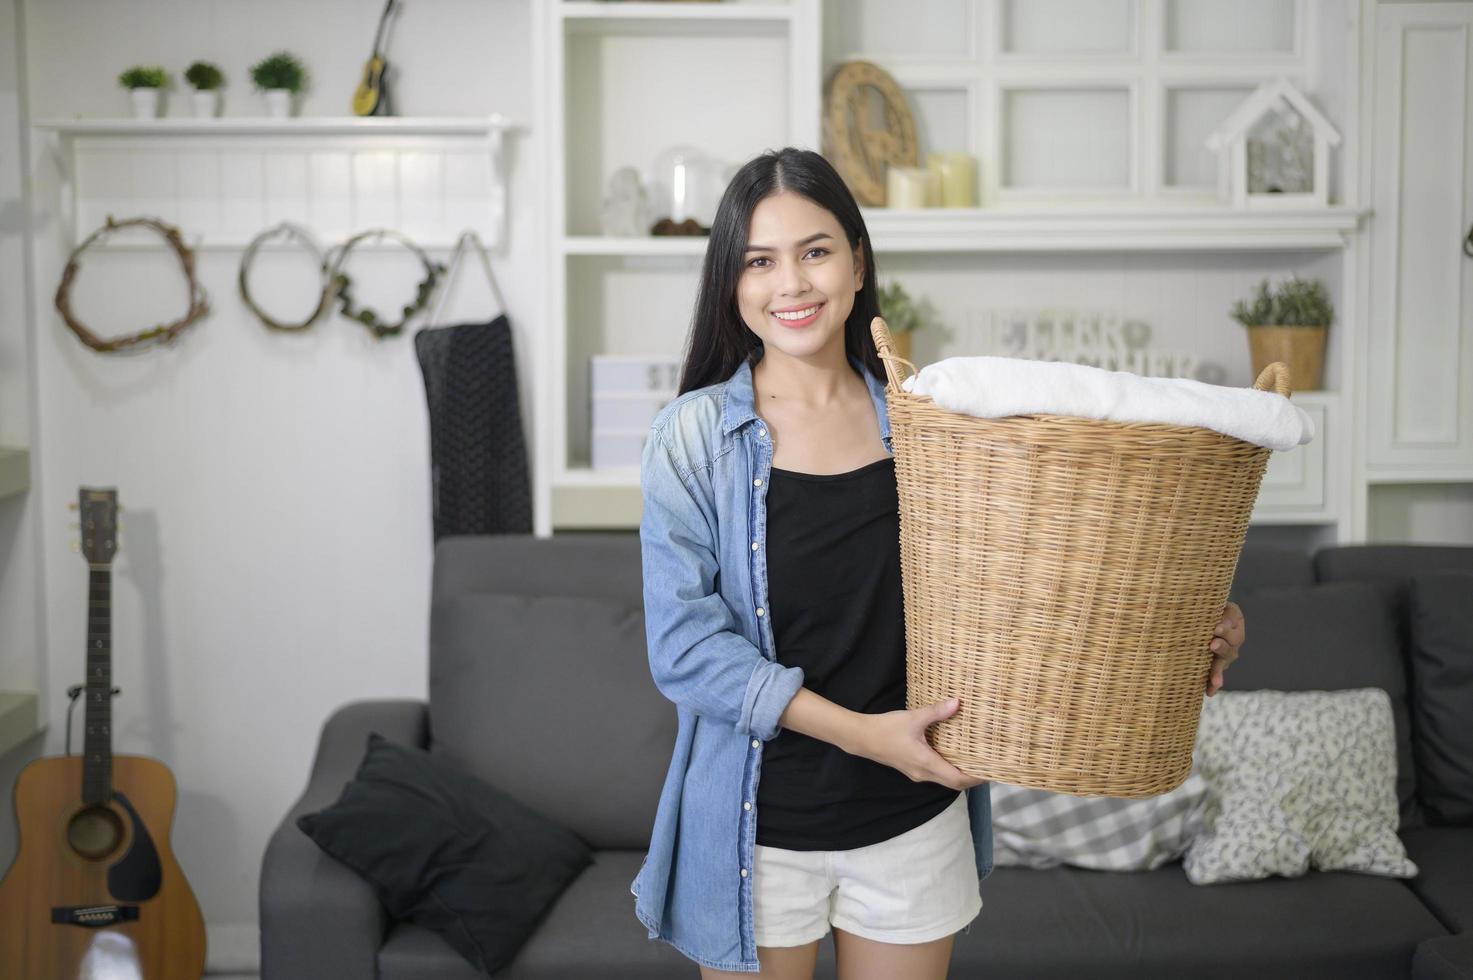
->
<box><xmin>591</xmin><ymin>354</ymin><xmax>682</xmax><ymax>394</ymax></box>
<box><xmin>593</xmin><ymin>390</ymin><xmax>678</xmax><ymax>431</ymax></box>
<box><xmin>591</xmin><ymin>428</ymin><xmax>650</xmax><ymax>470</ymax></box>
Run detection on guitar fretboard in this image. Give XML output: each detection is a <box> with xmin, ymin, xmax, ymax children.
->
<box><xmin>82</xmin><ymin>565</ymin><xmax>112</xmax><ymax>805</ymax></box>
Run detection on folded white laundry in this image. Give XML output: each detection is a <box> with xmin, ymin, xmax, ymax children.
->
<box><xmin>899</xmin><ymin>356</ymin><xmax>1315</xmax><ymax>451</ymax></box>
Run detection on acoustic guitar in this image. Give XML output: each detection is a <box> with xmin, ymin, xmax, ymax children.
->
<box><xmin>352</xmin><ymin>0</ymin><xmax>398</xmax><ymax>117</ymax></box>
<box><xmin>0</xmin><ymin>487</ymin><xmax>206</xmax><ymax>979</ymax></box>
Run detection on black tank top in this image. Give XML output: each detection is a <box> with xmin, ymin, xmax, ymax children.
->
<box><xmin>755</xmin><ymin>454</ymin><xmax>960</xmax><ymax>851</ymax></box>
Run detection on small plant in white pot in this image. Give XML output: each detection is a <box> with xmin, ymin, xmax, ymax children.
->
<box><xmin>118</xmin><ymin>66</ymin><xmax>169</xmax><ymax>119</ymax></box>
<box><xmin>184</xmin><ymin>61</ymin><xmax>224</xmax><ymax>118</ymax></box>
<box><xmin>250</xmin><ymin>51</ymin><xmax>307</xmax><ymax>118</ymax></box>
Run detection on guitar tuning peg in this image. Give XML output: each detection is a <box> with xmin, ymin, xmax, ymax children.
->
<box><xmin>70</xmin><ymin>541</ymin><xmax>80</xmax><ymax>552</ymax></box>
<box><xmin>67</xmin><ymin>502</ymin><xmax>78</xmax><ymax>511</ymax></box>
<box><xmin>69</xmin><ymin>521</ymin><xmax>80</xmax><ymax>529</ymax></box>
<box><xmin>116</xmin><ymin>505</ymin><xmax>124</xmax><ymax>514</ymax></box>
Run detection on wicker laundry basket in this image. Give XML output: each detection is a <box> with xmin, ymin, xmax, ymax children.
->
<box><xmin>872</xmin><ymin>318</ymin><xmax>1291</xmax><ymax>798</ymax></box>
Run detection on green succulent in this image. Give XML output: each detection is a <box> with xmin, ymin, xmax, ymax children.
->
<box><xmin>1230</xmin><ymin>276</ymin><xmax>1333</xmax><ymax>328</ymax></box>
<box><xmin>184</xmin><ymin>61</ymin><xmax>224</xmax><ymax>91</ymax></box>
<box><xmin>118</xmin><ymin>66</ymin><xmax>169</xmax><ymax>89</ymax></box>
<box><xmin>877</xmin><ymin>279</ymin><xmax>922</xmax><ymax>334</ymax></box>
<box><xmin>250</xmin><ymin>51</ymin><xmax>307</xmax><ymax>94</ymax></box>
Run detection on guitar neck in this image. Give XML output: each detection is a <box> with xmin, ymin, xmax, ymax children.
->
<box><xmin>82</xmin><ymin>564</ymin><xmax>112</xmax><ymax>804</ymax></box>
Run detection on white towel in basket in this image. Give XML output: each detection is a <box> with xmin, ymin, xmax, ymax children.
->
<box><xmin>899</xmin><ymin>356</ymin><xmax>1315</xmax><ymax>451</ymax></box>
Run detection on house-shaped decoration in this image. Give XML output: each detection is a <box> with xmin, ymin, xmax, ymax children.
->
<box><xmin>1205</xmin><ymin>78</ymin><xmax>1341</xmax><ymax>209</ymax></box>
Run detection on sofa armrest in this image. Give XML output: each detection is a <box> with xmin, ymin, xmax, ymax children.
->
<box><xmin>1415</xmin><ymin>932</ymin><xmax>1473</xmax><ymax>980</ymax></box>
<box><xmin>259</xmin><ymin>699</ymin><xmax>429</xmax><ymax>980</ymax></box>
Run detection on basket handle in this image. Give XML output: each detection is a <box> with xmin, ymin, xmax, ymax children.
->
<box><xmin>870</xmin><ymin>316</ymin><xmax>918</xmax><ymax>394</ymax></box>
<box><xmin>1251</xmin><ymin>361</ymin><xmax>1293</xmax><ymax>397</ymax></box>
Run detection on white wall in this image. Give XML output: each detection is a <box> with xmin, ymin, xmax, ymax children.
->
<box><xmin>9</xmin><ymin>0</ymin><xmax>536</xmax><ymax>969</ymax></box>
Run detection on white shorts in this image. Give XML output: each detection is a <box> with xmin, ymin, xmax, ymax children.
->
<box><xmin>751</xmin><ymin>791</ymin><xmax>983</xmax><ymax>948</ymax></box>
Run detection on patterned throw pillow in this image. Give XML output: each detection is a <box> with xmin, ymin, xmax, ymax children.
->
<box><xmin>1184</xmin><ymin>688</ymin><xmax>1418</xmax><ymax>885</ymax></box>
<box><xmin>991</xmin><ymin>773</ymin><xmax>1210</xmax><ymax>871</ymax></box>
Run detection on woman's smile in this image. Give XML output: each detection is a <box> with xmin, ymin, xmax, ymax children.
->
<box><xmin>771</xmin><ymin>302</ymin><xmax>825</xmax><ymax>328</ymax></box>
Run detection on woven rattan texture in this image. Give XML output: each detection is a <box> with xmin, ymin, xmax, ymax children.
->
<box><xmin>871</xmin><ymin>317</ymin><xmax>1283</xmax><ymax>798</ymax></box>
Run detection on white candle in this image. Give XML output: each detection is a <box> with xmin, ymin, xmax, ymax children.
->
<box><xmin>887</xmin><ymin>166</ymin><xmax>938</xmax><ymax>208</ymax></box>
<box><xmin>926</xmin><ymin>152</ymin><xmax>977</xmax><ymax>208</ymax></box>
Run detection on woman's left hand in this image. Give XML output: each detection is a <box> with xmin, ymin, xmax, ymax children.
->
<box><xmin>1206</xmin><ymin>600</ymin><xmax>1245</xmax><ymax>697</ymax></box>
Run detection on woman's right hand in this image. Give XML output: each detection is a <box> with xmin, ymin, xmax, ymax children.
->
<box><xmin>849</xmin><ymin>697</ymin><xmax>989</xmax><ymax>791</ymax></box>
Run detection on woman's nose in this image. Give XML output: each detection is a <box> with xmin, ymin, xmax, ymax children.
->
<box><xmin>776</xmin><ymin>259</ymin><xmax>809</xmax><ymax>295</ymax></box>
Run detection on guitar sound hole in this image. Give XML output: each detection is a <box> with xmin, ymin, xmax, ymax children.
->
<box><xmin>67</xmin><ymin>805</ymin><xmax>123</xmax><ymax>860</ymax></box>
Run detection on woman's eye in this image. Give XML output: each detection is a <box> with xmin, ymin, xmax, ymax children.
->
<box><xmin>748</xmin><ymin>248</ymin><xmax>829</xmax><ymax>268</ymax></box>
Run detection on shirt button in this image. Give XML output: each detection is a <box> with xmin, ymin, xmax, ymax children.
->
<box><xmin>756</xmin><ymin>607</ymin><xmax>764</xmax><ymax>617</ymax></box>
<box><xmin>740</xmin><ymin>868</ymin><xmax>749</xmax><ymax>878</ymax></box>
<box><xmin>758</xmin><ymin>427</ymin><xmax>766</xmax><ymax>437</ymax></box>
<box><xmin>753</xmin><ymin>478</ymin><xmax>762</xmax><ymax>487</ymax></box>
<box><xmin>751</xmin><ymin>541</ymin><xmax>759</xmax><ymax>551</ymax></box>
<box><xmin>751</xmin><ymin>739</ymin><xmax>760</xmax><ymax>748</ymax></box>
<box><xmin>744</xmin><ymin>801</ymin><xmax>752</xmax><ymax>811</ymax></box>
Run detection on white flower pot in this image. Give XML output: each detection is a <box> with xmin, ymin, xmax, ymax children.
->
<box><xmin>129</xmin><ymin>88</ymin><xmax>161</xmax><ymax>119</ymax></box>
<box><xmin>191</xmin><ymin>90</ymin><xmax>219</xmax><ymax>118</ymax></box>
<box><xmin>263</xmin><ymin>89</ymin><xmax>295</xmax><ymax>118</ymax></box>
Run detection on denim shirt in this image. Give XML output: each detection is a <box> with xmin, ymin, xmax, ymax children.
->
<box><xmin>630</xmin><ymin>351</ymin><xmax>994</xmax><ymax>973</ymax></box>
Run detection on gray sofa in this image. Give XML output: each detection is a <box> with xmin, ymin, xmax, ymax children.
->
<box><xmin>260</xmin><ymin>535</ymin><xmax>1473</xmax><ymax>979</ymax></box>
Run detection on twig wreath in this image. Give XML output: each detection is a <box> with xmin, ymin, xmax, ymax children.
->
<box><xmin>55</xmin><ymin>215</ymin><xmax>210</xmax><ymax>353</ymax></box>
<box><xmin>324</xmin><ymin>228</ymin><xmax>445</xmax><ymax>339</ymax></box>
<box><xmin>238</xmin><ymin>221</ymin><xmax>338</xmax><ymax>332</ymax></box>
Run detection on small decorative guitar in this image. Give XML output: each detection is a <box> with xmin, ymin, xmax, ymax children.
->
<box><xmin>0</xmin><ymin>487</ymin><xmax>206</xmax><ymax>979</ymax></box>
<box><xmin>352</xmin><ymin>0</ymin><xmax>398</xmax><ymax>117</ymax></box>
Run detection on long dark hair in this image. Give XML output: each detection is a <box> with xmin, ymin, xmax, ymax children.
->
<box><xmin>676</xmin><ymin>147</ymin><xmax>885</xmax><ymax>396</ymax></box>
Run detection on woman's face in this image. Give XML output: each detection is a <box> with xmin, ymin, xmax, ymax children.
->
<box><xmin>736</xmin><ymin>190</ymin><xmax>865</xmax><ymax>363</ymax></box>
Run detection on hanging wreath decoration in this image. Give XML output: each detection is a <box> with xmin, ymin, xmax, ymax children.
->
<box><xmin>324</xmin><ymin>228</ymin><xmax>445</xmax><ymax>340</ymax></box>
<box><xmin>55</xmin><ymin>215</ymin><xmax>210</xmax><ymax>353</ymax></box>
<box><xmin>238</xmin><ymin>221</ymin><xmax>338</xmax><ymax>333</ymax></box>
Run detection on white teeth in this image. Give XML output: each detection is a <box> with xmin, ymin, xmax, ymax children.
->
<box><xmin>773</xmin><ymin>305</ymin><xmax>820</xmax><ymax>321</ymax></box>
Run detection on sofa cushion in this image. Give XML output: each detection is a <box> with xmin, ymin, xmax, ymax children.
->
<box><xmin>990</xmin><ymin>773</ymin><xmax>1209</xmax><ymax>871</ymax></box>
<box><xmin>376</xmin><ymin>851</ymin><xmax>805</xmax><ymax>980</ymax></box>
<box><xmin>1401</xmin><ymin>827</ymin><xmax>1473</xmax><ymax>933</ymax></box>
<box><xmin>1185</xmin><ymin>689</ymin><xmax>1416</xmax><ymax>885</ymax></box>
<box><xmin>953</xmin><ymin>864</ymin><xmax>1445</xmax><ymax>979</ymax></box>
<box><xmin>1222</xmin><ymin>581</ymin><xmax>1419</xmax><ymax>826</ymax></box>
<box><xmin>429</xmin><ymin>592</ymin><xmax>675</xmax><ymax>850</ymax></box>
<box><xmin>296</xmin><ymin>733</ymin><xmax>593</xmax><ymax>976</ymax></box>
<box><xmin>1413</xmin><ymin>932</ymin><xmax>1473</xmax><ymax>980</ymax></box>
<box><xmin>1408</xmin><ymin>570</ymin><xmax>1473</xmax><ymax>826</ymax></box>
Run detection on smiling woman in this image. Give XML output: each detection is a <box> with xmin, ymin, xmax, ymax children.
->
<box><xmin>630</xmin><ymin>148</ymin><xmax>994</xmax><ymax>980</ymax></box>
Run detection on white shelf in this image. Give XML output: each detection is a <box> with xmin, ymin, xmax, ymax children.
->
<box><xmin>32</xmin><ymin>114</ymin><xmax>516</xmax><ymax>137</ymax></box>
<box><xmin>0</xmin><ymin>446</ymin><xmax>30</xmax><ymax>500</ymax></box>
<box><xmin>859</xmin><ymin>206</ymin><xmax>1366</xmax><ymax>252</ymax></box>
<box><xmin>31</xmin><ymin>114</ymin><xmax>516</xmax><ymax>251</ymax></box>
<box><xmin>0</xmin><ymin>691</ymin><xmax>41</xmax><ymax>758</ymax></box>
<box><xmin>560</xmin><ymin>206</ymin><xmax>1365</xmax><ymax>257</ymax></box>
<box><xmin>560</xmin><ymin>1</ymin><xmax>793</xmax><ymax>36</ymax></box>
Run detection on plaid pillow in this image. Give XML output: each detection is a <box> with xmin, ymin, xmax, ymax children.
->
<box><xmin>990</xmin><ymin>772</ymin><xmax>1210</xmax><ymax>872</ymax></box>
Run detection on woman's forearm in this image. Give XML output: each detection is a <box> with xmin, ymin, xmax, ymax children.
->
<box><xmin>777</xmin><ymin>686</ymin><xmax>866</xmax><ymax>756</ymax></box>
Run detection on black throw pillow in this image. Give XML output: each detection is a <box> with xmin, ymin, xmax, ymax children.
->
<box><xmin>1408</xmin><ymin>570</ymin><xmax>1473</xmax><ymax>825</ymax></box>
<box><xmin>296</xmin><ymin>732</ymin><xmax>593</xmax><ymax>974</ymax></box>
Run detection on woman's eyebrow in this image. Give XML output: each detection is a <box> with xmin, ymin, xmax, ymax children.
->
<box><xmin>744</xmin><ymin>232</ymin><xmax>834</xmax><ymax>252</ymax></box>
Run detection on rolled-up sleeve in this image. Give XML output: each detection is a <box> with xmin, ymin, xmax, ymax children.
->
<box><xmin>639</xmin><ymin>427</ymin><xmax>803</xmax><ymax>741</ymax></box>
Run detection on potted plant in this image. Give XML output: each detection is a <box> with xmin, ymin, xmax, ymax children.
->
<box><xmin>877</xmin><ymin>279</ymin><xmax>925</xmax><ymax>362</ymax></box>
<box><xmin>1230</xmin><ymin>275</ymin><xmax>1334</xmax><ymax>390</ymax></box>
<box><xmin>249</xmin><ymin>51</ymin><xmax>307</xmax><ymax>118</ymax></box>
<box><xmin>184</xmin><ymin>61</ymin><xmax>224</xmax><ymax>118</ymax></box>
<box><xmin>118</xmin><ymin>66</ymin><xmax>169</xmax><ymax>119</ymax></box>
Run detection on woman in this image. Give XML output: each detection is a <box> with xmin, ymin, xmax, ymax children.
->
<box><xmin>630</xmin><ymin>147</ymin><xmax>1245</xmax><ymax>980</ymax></box>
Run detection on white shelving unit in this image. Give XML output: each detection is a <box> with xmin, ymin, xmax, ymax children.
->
<box><xmin>536</xmin><ymin>0</ymin><xmax>1360</xmax><ymax>535</ymax></box>
<box><xmin>30</xmin><ymin>114</ymin><xmax>517</xmax><ymax>250</ymax></box>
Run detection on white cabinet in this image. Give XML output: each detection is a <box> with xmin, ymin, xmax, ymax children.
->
<box><xmin>1364</xmin><ymin>2</ymin><xmax>1473</xmax><ymax>479</ymax></box>
<box><xmin>1253</xmin><ymin>395</ymin><xmax>1331</xmax><ymax>521</ymax></box>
